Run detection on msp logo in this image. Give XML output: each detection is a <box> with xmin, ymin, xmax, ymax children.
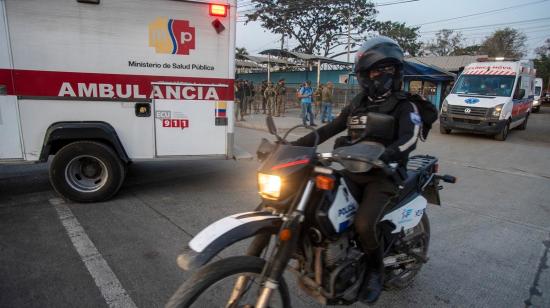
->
<box><xmin>149</xmin><ymin>17</ymin><xmax>196</xmax><ymax>56</ymax></box>
<box><xmin>464</xmin><ymin>98</ymin><xmax>480</xmax><ymax>104</ymax></box>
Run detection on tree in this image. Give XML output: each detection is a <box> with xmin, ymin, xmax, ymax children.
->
<box><xmin>480</xmin><ymin>28</ymin><xmax>527</xmax><ymax>58</ymax></box>
<box><xmin>534</xmin><ymin>38</ymin><xmax>550</xmax><ymax>92</ymax></box>
<box><xmin>452</xmin><ymin>45</ymin><xmax>482</xmax><ymax>56</ymax></box>
<box><xmin>424</xmin><ymin>29</ymin><xmax>464</xmax><ymax>56</ymax></box>
<box><xmin>246</xmin><ymin>0</ymin><xmax>377</xmax><ymax>56</ymax></box>
<box><xmin>235</xmin><ymin>47</ymin><xmax>249</xmax><ymax>60</ymax></box>
<box><xmin>374</xmin><ymin>21</ymin><xmax>422</xmax><ymax>56</ymax></box>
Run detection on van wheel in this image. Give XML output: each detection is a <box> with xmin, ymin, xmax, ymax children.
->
<box><xmin>439</xmin><ymin>125</ymin><xmax>451</xmax><ymax>134</ymax></box>
<box><xmin>494</xmin><ymin>121</ymin><xmax>510</xmax><ymax>141</ymax></box>
<box><xmin>49</xmin><ymin>141</ymin><xmax>126</xmax><ymax>203</ymax></box>
<box><xmin>532</xmin><ymin>107</ymin><xmax>540</xmax><ymax>113</ymax></box>
<box><xmin>518</xmin><ymin>114</ymin><xmax>529</xmax><ymax>130</ymax></box>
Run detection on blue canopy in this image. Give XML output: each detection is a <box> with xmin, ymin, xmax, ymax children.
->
<box><xmin>403</xmin><ymin>61</ymin><xmax>455</xmax><ymax>82</ymax></box>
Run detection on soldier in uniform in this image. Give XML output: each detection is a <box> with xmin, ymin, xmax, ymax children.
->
<box><xmin>274</xmin><ymin>78</ymin><xmax>287</xmax><ymax>117</ymax></box>
<box><xmin>263</xmin><ymin>81</ymin><xmax>277</xmax><ymax>116</ymax></box>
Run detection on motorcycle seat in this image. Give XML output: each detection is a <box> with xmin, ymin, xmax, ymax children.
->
<box><xmin>396</xmin><ymin>170</ymin><xmax>422</xmax><ymax>202</ymax></box>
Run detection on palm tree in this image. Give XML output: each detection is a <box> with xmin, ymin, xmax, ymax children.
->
<box><xmin>236</xmin><ymin>47</ymin><xmax>249</xmax><ymax>60</ymax></box>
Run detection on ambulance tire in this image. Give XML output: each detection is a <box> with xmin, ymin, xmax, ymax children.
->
<box><xmin>494</xmin><ymin>121</ymin><xmax>510</xmax><ymax>141</ymax></box>
<box><xmin>50</xmin><ymin>141</ymin><xmax>126</xmax><ymax>203</ymax></box>
<box><xmin>517</xmin><ymin>113</ymin><xmax>529</xmax><ymax>130</ymax></box>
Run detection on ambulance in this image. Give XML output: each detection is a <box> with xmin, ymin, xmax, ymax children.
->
<box><xmin>0</xmin><ymin>0</ymin><xmax>236</xmax><ymax>202</ymax></box>
<box><xmin>534</xmin><ymin>77</ymin><xmax>543</xmax><ymax>113</ymax></box>
<box><xmin>440</xmin><ymin>58</ymin><xmax>535</xmax><ymax>141</ymax></box>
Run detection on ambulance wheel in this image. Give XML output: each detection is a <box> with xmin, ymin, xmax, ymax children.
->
<box><xmin>494</xmin><ymin>121</ymin><xmax>510</xmax><ymax>141</ymax></box>
<box><xmin>518</xmin><ymin>113</ymin><xmax>529</xmax><ymax>130</ymax></box>
<box><xmin>439</xmin><ymin>125</ymin><xmax>451</xmax><ymax>134</ymax></box>
<box><xmin>50</xmin><ymin>141</ymin><xmax>126</xmax><ymax>203</ymax></box>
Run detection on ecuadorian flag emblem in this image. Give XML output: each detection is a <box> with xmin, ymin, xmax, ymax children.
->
<box><xmin>215</xmin><ymin>101</ymin><xmax>227</xmax><ymax>126</ymax></box>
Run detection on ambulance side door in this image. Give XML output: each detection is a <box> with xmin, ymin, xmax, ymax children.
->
<box><xmin>0</xmin><ymin>1</ymin><xmax>23</xmax><ymax>160</ymax></box>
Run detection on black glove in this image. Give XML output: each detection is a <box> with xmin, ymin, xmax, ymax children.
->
<box><xmin>380</xmin><ymin>148</ymin><xmax>397</xmax><ymax>163</ymax></box>
<box><xmin>333</xmin><ymin>136</ymin><xmax>350</xmax><ymax>149</ymax></box>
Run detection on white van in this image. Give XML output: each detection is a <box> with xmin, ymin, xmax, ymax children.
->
<box><xmin>440</xmin><ymin>58</ymin><xmax>535</xmax><ymax>141</ymax></box>
<box><xmin>534</xmin><ymin>78</ymin><xmax>543</xmax><ymax>112</ymax></box>
<box><xmin>0</xmin><ymin>0</ymin><xmax>236</xmax><ymax>202</ymax></box>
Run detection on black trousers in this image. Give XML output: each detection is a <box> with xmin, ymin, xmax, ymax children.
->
<box><xmin>346</xmin><ymin>169</ymin><xmax>398</xmax><ymax>251</ymax></box>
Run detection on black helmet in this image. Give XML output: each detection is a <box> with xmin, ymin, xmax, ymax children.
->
<box><xmin>353</xmin><ymin>36</ymin><xmax>404</xmax><ymax>98</ymax></box>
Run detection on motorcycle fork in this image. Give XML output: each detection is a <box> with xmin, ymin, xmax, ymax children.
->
<box><xmin>255</xmin><ymin>180</ymin><xmax>315</xmax><ymax>308</ymax></box>
<box><xmin>226</xmin><ymin>233</ymin><xmax>273</xmax><ymax>308</ymax></box>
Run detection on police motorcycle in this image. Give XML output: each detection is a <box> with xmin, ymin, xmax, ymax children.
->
<box><xmin>166</xmin><ymin>114</ymin><xmax>456</xmax><ymax>308</ymax></box>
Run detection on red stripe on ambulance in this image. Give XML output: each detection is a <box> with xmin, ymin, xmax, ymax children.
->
<box><xmin>0</xmin><ymin>69</ymin><xmax>234</xmax><ymax>101</ymax></box>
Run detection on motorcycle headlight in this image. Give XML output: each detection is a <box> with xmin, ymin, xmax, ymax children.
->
<box><xmin>441</xmin><ymin>99</ymin><xmax>448</xmax><ymax>113</ymax></box>
<box><xmin>492</xmin><ymin>104</ymin><xmax>504</xmax><ymax>118</ymax></box>
<box><xmin>258</xmin><ymin>173</ymin><xmax>282</xmax><ymax>200</ymax></box>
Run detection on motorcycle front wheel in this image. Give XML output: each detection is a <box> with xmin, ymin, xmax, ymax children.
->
<box><xmin>166</xmin><ymin>256</ymin><xmax>291</xmax><ymax>308</ymax></box>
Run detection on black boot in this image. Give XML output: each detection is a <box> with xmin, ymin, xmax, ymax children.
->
<box><xmin>359</xmin><ymin>247</ymin><xmax>384</xmax><ymax>304</ymax></box>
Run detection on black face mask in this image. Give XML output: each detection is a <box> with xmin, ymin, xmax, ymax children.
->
<box><xmin>358</xmin><ymin>72</ymin><xmax>395</xmax><ymax>100</ymax></box>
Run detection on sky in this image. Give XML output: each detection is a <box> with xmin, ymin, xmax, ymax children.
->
<box><xmin>235</xmin><ymin>0</ymin><xmax>550</xmax><ymax>60</ymax></box>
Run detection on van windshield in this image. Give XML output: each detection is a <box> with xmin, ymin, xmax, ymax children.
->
<box><xmin>535</xmin><ymin>86</ymin><xmax>542</xmax><ymax>96</ymax></box>
<box><xmin>452</xmin><ymin>75</ymin><xmax>516</xmax><ymax>97</ymax></box>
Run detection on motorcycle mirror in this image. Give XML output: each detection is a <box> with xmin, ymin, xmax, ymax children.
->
<box><xmin>266</xmin><ymin>115</ymin><xmax>278</xmax><ymax>136</ymax></box>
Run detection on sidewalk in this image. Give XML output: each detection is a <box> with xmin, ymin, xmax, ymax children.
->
<box><xmin>235</xmin><ymin>106</ymin><xmax>342</xmax><ymax>132</ymax></box>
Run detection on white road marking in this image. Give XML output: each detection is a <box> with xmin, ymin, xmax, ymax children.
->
<box><xmin>50</xmin><ymin>198</ymin><xmax>138</xmax><ymax>308</ymax></box>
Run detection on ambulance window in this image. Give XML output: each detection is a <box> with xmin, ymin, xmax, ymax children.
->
<box><xmin>77</xmin><ymin>0</ymin><xmax>100</xmax><ymax>4</ymax></box>
<box><xmin>513</xmin><ymin>77</ymin><xmax>523</xmax><ymax>99</ymax></box>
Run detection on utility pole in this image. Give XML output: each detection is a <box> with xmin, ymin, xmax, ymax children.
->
<box><xmin>344</xmin><ymin>8</ymin><xmax>351</xmax><ymax>105</ymax></box>
<box><xmin>280</xmin><ymin>33</ymin><xmax>284</xmax><ymax>51</ymax></box>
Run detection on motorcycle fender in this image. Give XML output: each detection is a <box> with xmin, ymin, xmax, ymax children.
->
<box><xmin>381</xmin><ymin>195</ymin><xmax>427</xmax><ymax>234</ymax></box>
<box><xmin>177</xmin><ymin>211</ymin><xmax>282</xmax><ymax>271</ymax></box>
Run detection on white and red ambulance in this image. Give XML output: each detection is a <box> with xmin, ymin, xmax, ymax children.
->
<box><xmin>440</xmin><ymin>58</ymin><xmax>535</xmax><ymax>141</ymax></box>
<box><xmin>0</xmin><ymin>0</ymin><xmax>236</xmax><ymax>202</ymax></box>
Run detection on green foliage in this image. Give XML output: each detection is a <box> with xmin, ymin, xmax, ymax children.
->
<box><xmin>374</xmin><ymin>21</ymin><xmax>422</xmax><ymax>56</ymax></box>
<box><xmin>534</xmin><ymin>38</ymin><xmax>550</xmax><ymax>91</ymax></box>
<box><xmin>235</xmin><ymin>47</ymin><xmax>249</xmax><ymax>59</ymax></box>
<box><xmin>452</xmin><ymin>45</ymin><xmax>482</xmax><ymax>56</ymax></box>
<box><xmin>424</xmin><ymin>29</ymin><xmax>464</xmax><ymax>56</ymax></box>
<box><xmin>480</xmin><ymin>28</ymin><xmax>527</xmax><ymax>59</ymax></box>
<box><xmin>246</xmin><ymin>0</ymin><xmax>377</xmax><ymax>56</ymax></box>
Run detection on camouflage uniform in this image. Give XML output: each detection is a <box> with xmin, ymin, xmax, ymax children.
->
<box><xmin>274</xmin><ymin>81</ymin><xmax>287</xmax><ymax>117</ymax></box>
<box><xmin>264</xmin><ymin>83</ymin><xmax>277</xmax><ymax>115</ymax></box>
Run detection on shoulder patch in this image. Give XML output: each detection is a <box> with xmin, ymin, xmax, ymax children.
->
<box><xmin>410</xmin><ymin>112</ymin><xmax>422</xmax><ymax>125</ymax></box>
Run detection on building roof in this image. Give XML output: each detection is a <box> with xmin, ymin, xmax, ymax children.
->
<box><xmin>259</xmin><ymin>49</ymin><xmax>352</xmax><ymax>66</ymax></box>
<box><xmin>241</xmin><ymin>55</ymin><xmax>294</xmax><ymax>66</ymax></box>
<box><xmin>406</xmin><ymin>55</ymin><xmax>488</xmax><ymax>72</ymax></box>
<box><xmin>236</xmin><ymin>60</ymin><xmax>261</xmax><ymax>68</ymax></box>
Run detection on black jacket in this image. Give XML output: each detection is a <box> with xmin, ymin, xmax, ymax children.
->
<box><xmin>293</xmin><ymin>91</ymin><xmax>421</xmax><ymax>165</ymax></box>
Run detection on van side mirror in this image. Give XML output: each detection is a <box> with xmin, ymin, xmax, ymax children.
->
<box><xmin>514</xmin><ymin>89</ymin><xmax>525</xmax><ymax>100</ymax></box>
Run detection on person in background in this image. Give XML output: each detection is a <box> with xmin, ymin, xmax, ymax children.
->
<box><xmin>261</xmin><ymin>80</ymin><xmax>268</xmax><ymax>114</ymax></box>
<box><xmin>243</xmin><ymin>80</ymin><xmax>251</xmax><ymax>115</ymax></box>
<box><xmin>313</xmin><ymin>83</ymin><xmax>323</xmax><ymax>118</ymax></box>
<box><xmin>298</xmin><ymin>80</ymin><xmax>316</xmax><ymax>126</ymax></box>
<box><xmin>249</xmin><ymin>81</ymin><xmax>259</xmax><ymax>114</ymax></box>
<box><xmin>321</xmin><ymin>81</ymin><xmax>334</xmax><ymax>123</ymax></box>
<box><xmin>264</xmin><ymin>81</ymin><xmax>277</xmax><ymax>116</ymax></box>
<box><xmin>274</xmin><ymin>78</ymin><xmax>287</xmax><ymax>117</ymax></box>
<box><xmin>235</xmin><ymin>80</ymin><xmax>245</xmax><ymax>121</ymax></box>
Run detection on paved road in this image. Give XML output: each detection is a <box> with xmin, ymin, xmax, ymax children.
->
<box><xmin>1</xmin><ymin>107</ymin><xmax>550</xmax><ymax>307</ymax></box>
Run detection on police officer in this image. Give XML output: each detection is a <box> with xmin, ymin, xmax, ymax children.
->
<box><xmin>292</xmin><ymin>37</ymin><xmax>422</xmax><ymax>303</ymax></box>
